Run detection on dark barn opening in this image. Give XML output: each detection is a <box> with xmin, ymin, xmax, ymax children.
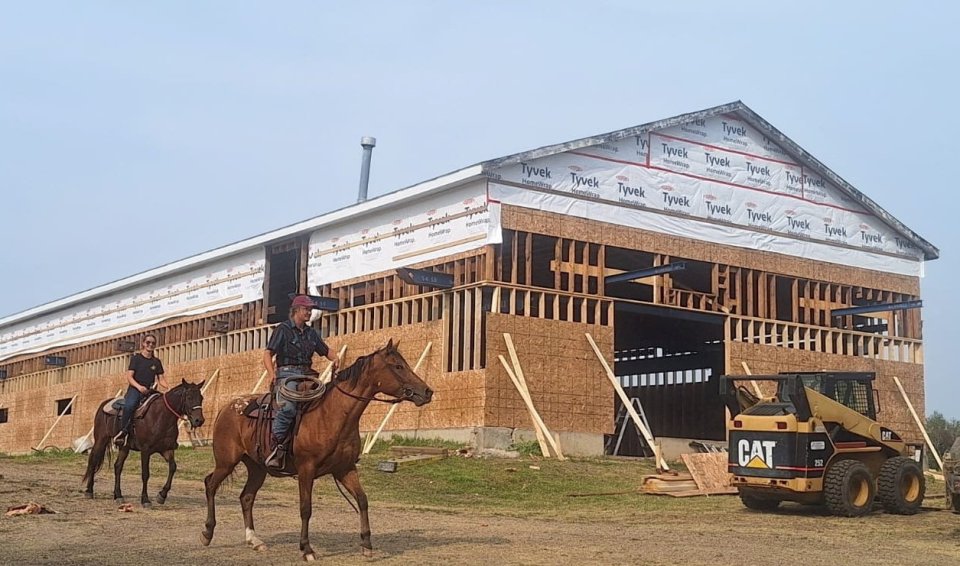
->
<box><xmin>607</xmin><ymin>302</ymin><xmax>725</xmax><ymax>456</ymax></box>
<box><xmin>265</xmin><ymin>240</ymin><xmax>302</xmax><ymax>324</ymax></box>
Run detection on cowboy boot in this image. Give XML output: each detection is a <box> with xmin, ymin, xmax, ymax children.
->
<box><xmin>265</xmin><ymin>435</ymin><xmax>287</xmax><ymax>469</ymax></box>
<box><xmin>113</xmin><ymin>415</ymin><xmax>130</xmax><ymax>447</ymax></box>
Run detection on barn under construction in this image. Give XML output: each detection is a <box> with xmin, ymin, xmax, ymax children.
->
<box><xmin>0</xmin><ymin>101</ymin><xmax>938</xmax><ymax>457</ymax></box>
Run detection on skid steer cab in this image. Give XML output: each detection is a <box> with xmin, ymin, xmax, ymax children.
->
<box><xmin>721</xmin><ymin>372</ymin><xmax>925</xmax><ymax>517</ymax></box>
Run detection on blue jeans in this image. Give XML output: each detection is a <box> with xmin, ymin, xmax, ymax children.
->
<box><xmin>120</xmin><ymin>386</ymin><xmax>144</xmax><ymax>433</ymax></box>
<box><xmin>271</xmin><ymin>368</ymin><xmax>307</xmax><ymax>440</ymax></box>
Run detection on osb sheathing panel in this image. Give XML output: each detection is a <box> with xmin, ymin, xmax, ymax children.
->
<box><xmin>485</xmin><ymin>313</ymin><xmax>614</xmax><ymax>435</ymax></box>
<box><xmin>729</xmin><ymin>342</ymin><xmax>925</xmax><ymax>445</ymax></box>
<box><xmin>502</xmin><ymin>206</ymin><xmax>920</xmax><ymax>295</ymax></box>
<box><xmin>0</xmin><ymin>320</ymin><xmax>483</xmax><ymax>454</ymax></box>
<box><xmin>340</xmin><ymin>322</ymin><xmax>486</xmax><ymax>434</ymax></box>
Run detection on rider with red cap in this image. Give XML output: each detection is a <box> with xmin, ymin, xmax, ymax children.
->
<box><xmin>263</xmin><ymin>295</ymin><xmax>339</xmax><ymax>469</ymax></box>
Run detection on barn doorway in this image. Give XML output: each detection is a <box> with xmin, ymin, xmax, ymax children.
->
<box><xmin>607</xmin><ymin>302</ymin><xmax>725</xmax><ymax>456</ymax></box>
<box><xmin>265</xmin><ymin>239</ymin><xmax>304</xmax><ymax>324</ymax></box>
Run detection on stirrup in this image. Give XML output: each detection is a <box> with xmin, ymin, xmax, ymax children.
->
<box><xmin>113</xmin><ymin>430</ymin><xmax>128</xmax><ymax>447</ymax></box>
<box><xmin>265</xmin><ymin>444</ymin><xmax>286</xmax><ymax>469</ymax></box>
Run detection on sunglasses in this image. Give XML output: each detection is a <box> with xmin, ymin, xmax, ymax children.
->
<box><xmin>144</xmin><ymin>340</ymin><xmax>157</xmax><ymax>345</ymax></box>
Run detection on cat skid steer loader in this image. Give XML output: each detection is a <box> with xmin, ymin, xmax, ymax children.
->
<box><xmin>721</xmin><ymin>372</ymin><xmax>925</xmax><ymax>517</ymax></box>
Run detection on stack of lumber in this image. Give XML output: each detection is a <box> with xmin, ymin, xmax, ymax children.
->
<box><xmin>377</xmin><ymin>446</ymin><xmax>448</xmax><ymax>473</ymax></box>
<box><xmin>641</xmin><ymin>453</ymin><xmax>737</xmax><ymax>497</ymax></box>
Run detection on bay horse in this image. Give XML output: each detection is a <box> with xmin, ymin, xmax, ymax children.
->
<box><xmin>81</xmin><ymin>379</ymin><xmax>206</xmax><ymax>506</ymax></box>
<box><xmin>200</xmin><ymin>339</ymin><xmax>433</xmax><ymax>561</ymax></box>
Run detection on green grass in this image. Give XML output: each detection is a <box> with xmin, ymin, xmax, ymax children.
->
<box><xmin>507</xmin><ymin>439</ymin><xmax>542</xmax><ymax>457</ymax></box>
<box><xmin>1</xmin><ymin>441</ymin><xmax>735</xmax><ymax>520</ymax></box>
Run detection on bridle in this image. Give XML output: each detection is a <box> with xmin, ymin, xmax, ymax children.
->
<box><xmin>332</xmin><ymin>354</ymin><xmax>416</xmax><ymax>404</ymax></box>
<box><xmin>162</xmin><ymin>387</ymin><xmax>201</xmax><ymax>426</ymax></box>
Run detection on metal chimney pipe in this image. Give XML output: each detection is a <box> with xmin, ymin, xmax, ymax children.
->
<box><xmin>357</xmin><ymin>136</ymin><xmax>376</xmax><ymax>203</ymax></box>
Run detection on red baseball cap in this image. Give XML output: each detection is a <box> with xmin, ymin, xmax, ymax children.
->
<box><xmin>291</xmin><ymin>295</ymin><xmax>315</xmax><ymax>309</ymax></box>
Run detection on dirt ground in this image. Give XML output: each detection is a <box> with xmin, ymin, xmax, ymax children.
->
<box><xmin>1</xmin><ymin>454</ymin><xmax>959</xmax><ymax>566</ymax></box>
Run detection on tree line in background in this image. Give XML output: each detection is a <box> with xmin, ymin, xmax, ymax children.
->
<box><xmin>926</xmin><ymin>411</ymin><xmax>960</xmax><ymax>457</ymax></box>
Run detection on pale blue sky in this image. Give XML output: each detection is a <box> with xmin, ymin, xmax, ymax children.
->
<box><xmin>1</xmin><ymin>2</ymin><xmax>957</xmax><ymax>416</ymax></box>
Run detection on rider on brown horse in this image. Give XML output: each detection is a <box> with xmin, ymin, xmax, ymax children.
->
<box><xmin>263</xmin><ymin>295</ymin><xmax>339</xmax><ymax>469</ymax></box>
<box><xmin>114</xmin><ymin>334</ymin><xmax>170</xmax><ymax>447</ymax></box>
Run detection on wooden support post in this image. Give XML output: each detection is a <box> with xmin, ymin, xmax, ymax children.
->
<box><xmin>502</xmin><ymin>333</ymin><xmax>556</xmax><ymax>458</ymax></box>
<box><xmin>362</xmin><ymin>342</ymin><xmax>433</xmax><ymax>454</ymax></box>
<box><xmin>35</xmin><ymin>395</ymin><xmax>78</xmax><ymax>451</ymax></box>
<box><xmin>320</xmin><ymin>345</ymin><xmax>349</xmax><ymax>385</ymax></box>
<box><xmin>498</xmin><ymin>355</ymin><xmax>565</xmax><ymax>460</ymax></box>
<box><xmin>585</xmin><ymin>333</ymin><xmax>668</xmax><ymax>471</ymax></box>
<box><xmin>892</xmin><ymin>376</ymin><xmax>944</xmax><ymax>471</ymax></box>
<box><xmin>249</xmin><ymin>370</ymin><xmax>269</xmax><ymax>394</ymax></box>
<box><xmin>739</xmin><ymin>361</ymin><xmax>764</xmax><ymax>398</ymax></box>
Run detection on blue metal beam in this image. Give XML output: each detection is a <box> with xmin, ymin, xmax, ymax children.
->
<box><xmin>288</xmin><ymin>293</ymin><xmax>340</xmax><ymax>312</ymax></box>
<box><xmin>605</xmin><ymin>262</ymin><xmax>687</xmax><ymax>285</ymax></box>
<box><xmin>397</xmin><ymin>268</ymin><xmax>454</xmax><ymax>289</ymax></box>
<box><xmin>831</xmin><ymin>300</ymin><xmax>922</xmax><ymax>318</ymax></box>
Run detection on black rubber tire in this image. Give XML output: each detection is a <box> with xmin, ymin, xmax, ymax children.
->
<box><xmin>877</xmin><ymin>457</ymin><xmax>924</xmax><ymax>515</ymax></box>
<box><xmin>739</xmin><ymin>493</ymin><xmax>781</xmax><ymax>511</ymax></box>
<box><xmin>824</xmin><ymin>459</ymin><xmax>875</xmax><ymax>517</ymax></box>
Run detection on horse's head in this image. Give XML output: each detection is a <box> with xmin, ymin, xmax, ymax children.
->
<box><xmin>367</xmin><ymin>339</ymin><xmax>433</xmax><ymax>406</ymax></box>
<box><xmin>176</xmin><ymin>379</ymin><xmax>206</xmax><ymax>428</ymax></box>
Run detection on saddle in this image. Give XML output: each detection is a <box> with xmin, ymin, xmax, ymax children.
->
<box><xmin>234</xmin><ymin>391</ymin><xmax>306</xmax><ymax>477</ymax></box>
<box><xmin>102</xmin><ymin>392</ymin><xmax>161</xmax><ymax>419</ymax></box>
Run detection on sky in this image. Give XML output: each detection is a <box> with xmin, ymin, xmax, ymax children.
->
<box><xmin>1</xmin><ymin>2</ymin><xmax>957</xmax><ymax>417</ymax></box>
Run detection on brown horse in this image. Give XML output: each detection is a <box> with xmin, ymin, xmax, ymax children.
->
<box><xmin>200</xmin><ymin>339</ymin><xmax>433</xmax><ymax>560</ymax></box>
<box><xmin>82</xmin><ymin>379</ymin><xmax>206</xmax><ymax>506</ymax></box>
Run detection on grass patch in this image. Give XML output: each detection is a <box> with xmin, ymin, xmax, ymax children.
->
<box><xmin>507</xmin><ymin>440</ymin><xmax>542</xmax><ymax>457</ymax></box>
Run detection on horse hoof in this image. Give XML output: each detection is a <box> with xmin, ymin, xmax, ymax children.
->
<box><xmin>114</xmin><ymin>497</ymin><xmax>124</xmax><ymax>505</ymax></box>
<box><xmin>252</xmin><ymin>543</ymin><xmax>267</xmax><ymax>552</ymax></box>
<box><xmin>303</xmin><ymin>552</ymin><xmax>316</xmax><ymax>562</ymax></box>
<box><xmin>361</xmin><ymin>547</ymin><xmax>375</xmax><ymax>558</ymax></box>
<box><xmin>200</xmin><ymin>533</ymin><xmax>212</xmax><ymax>547</ymax></box>
<box><xmin>156</xmin><ymin>495</ymin><xmax>166</xmax><ymax>505</ymax></box>
<box><xmin>142</xmin><ymin>501</ymin><xmax>151</xmax><ymax>509</ymax></box>
<box><xmin>83</xmin><ymin>492</ymin><xmax>93</xmax><ymax>500</ymax></box>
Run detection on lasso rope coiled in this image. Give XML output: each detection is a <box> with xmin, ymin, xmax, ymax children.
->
<box><xmin>275</xmin><ymin>375</ymin><xmax>328</xmax><ymax>402</ymax></box>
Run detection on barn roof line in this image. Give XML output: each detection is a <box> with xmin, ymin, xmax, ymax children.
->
<box><xmin>1</xmin><ymin>101</ymin><xmax>938</xmax><ymax>328</ymax></box>
<box><xmin>480</xmin><ymin>100</ymin><xmax>938</xmax><ymax>261</ymax></box>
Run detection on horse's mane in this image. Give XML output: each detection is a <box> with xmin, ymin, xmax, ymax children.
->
<box><xmin>333</xmin><ymin>353</ymin><xmax>372</xmax><ymax>386</ymax></box>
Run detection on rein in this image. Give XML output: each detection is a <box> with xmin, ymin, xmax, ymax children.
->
<box><xmin>333</xmin><ymin>382</ymin><xmax>403</xmax><ymax>404</ymax></box>
<box><xmin>161</xmin><ymin>389</ymin><xmax>197</xmax><ymax>424</ymax></box>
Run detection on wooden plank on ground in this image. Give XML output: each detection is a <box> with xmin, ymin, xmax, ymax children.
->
<box><xmin>389</xmin><ymin>446</ymin><xmax>449</xmax><ymax>456</ymax></box>
<box><xmin>681</xmin><ymin>453</ymin><xmax>732</xmax><ymax>491</ymax></box>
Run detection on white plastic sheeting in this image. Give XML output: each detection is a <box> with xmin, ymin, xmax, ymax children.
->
<box><xmin>307</xmin><ymin>182</ymin><xmax>501</xmax><ymax>289</ymax></box>
<box><xmin>0</xmin><ymin>250</ymin><xmax>264</xmax><ymax>362</ymax></box>
<box><xmin>488</xmin><ymin>113</ymin><xmax>923</xmax><ymax>275</ymax></box>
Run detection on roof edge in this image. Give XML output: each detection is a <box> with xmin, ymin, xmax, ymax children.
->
<box><xmin>0</xmin><ymin>165</ymin><xmax>484</xmax><ymax>328</ymax></box>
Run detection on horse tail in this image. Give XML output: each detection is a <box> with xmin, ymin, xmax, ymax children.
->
<box><xmin>81</xmin><ymin>400</ymin><xmax>113</xmax><ymax>485</ymax></box>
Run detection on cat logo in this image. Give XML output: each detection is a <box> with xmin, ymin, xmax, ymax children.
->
<box><xmin>737</xmin><ymin>439</ymin><xmax>777</xmax><ymax>469</ymax></box>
